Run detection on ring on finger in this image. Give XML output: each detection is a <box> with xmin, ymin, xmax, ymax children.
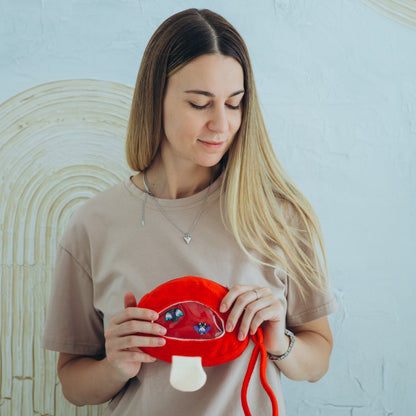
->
<box><xmin>253</xmin><ymin>288</ymin><xmax>260</xmax><ymax>300</ymax></box>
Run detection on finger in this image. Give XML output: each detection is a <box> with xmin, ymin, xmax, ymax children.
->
<box><xmin>107</xmin><ymin>348</ymin><xmax>157</xmax><ymax>365</ymax></box>
<box><xmin>110</xmin><ymin>307</ymin><xmax>158</xmax><ymax>326</ymax></box>
<box><xmin>238</xmin><ymin>297</ymin><xmax>272</xmax><ymax>339</ymax></box>
<box><xmin>225</xmin><ymin>289</ymin><xmax>259</xmax><ymax>332</ymax></box>
<box><xmin>124</xmin><ymin>292</ymin><xmax>138</xmax><ymax>309</ymax></box>
<box><xmin>238</xmin><ymin>292</ymin><xmax>276</xmax><ymax>339</ymax></box>
<box><xmin>115</xmin><ymin>320</ymin><xmax>167</xmax><ymax>338</ymax></box>
<box><xmin>121</xmin><ymin>350</ymin><xmax>158</xmax><ymax>364</ymax></box>
<box><xmin>220</xmin><ymin>285</ymin><xmax>259</xmax><ymax>313</ymax></box>
<box><xmin>105</xmin><ymin>319</ymin><xmax>166</xmax><ymax>343</ymax></box>
<box><xmin>108</xmin><ymin>334</ymin><xmax>166</xmax><ymax>352</ymax></box>
<box><xmin>248</xmin><ymin>303</ymin><xmax>282</xmax><ymax>336</ymax></box>
<box><xmin>122</xmin><ymin>334</ymin><xmax>166</xmax><ymax>349</ymax></box>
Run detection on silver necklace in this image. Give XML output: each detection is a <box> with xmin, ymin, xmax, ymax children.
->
<box><xmin>142</xmin><ymin>170</ymin><xmax>212</xmax><ymax>244</ymax></box>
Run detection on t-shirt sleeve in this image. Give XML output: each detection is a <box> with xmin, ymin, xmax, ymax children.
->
<box><xmin>285</xmin><ymin>274</ymin><xmax>337</xmax><ymax>328</ymax></box>
<box><xmin>42</xmin><ymin>222</ymin><xmax>105</xmax><ymax>356</ymax></box>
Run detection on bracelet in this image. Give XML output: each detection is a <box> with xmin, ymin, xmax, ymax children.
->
<box><xmin>267</xmin><ymin>329</ymin><xmax>296</xmax><ymax>362</ymax></box>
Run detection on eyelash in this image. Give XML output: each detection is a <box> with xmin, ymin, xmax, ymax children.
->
<box><xmin>189</xmin><ymin>102</ymin><xmax>240</xmax><ymax>110</ymax></box>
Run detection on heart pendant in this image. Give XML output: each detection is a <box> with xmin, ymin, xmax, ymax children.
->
<box><xmin>184</xmin><ymin>234</ymin><xmax>192</xmax><ymax>244</ymax></box>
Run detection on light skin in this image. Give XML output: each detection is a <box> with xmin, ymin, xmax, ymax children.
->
<box><xmin>133</xmin><ymin>53</ymin><xmax>244</xmax><ymax>199</ymax></box>
<box><xmin>57</xmin><ymin>54</ymin><xmax>333</xmax><ymax>406</ymax></box>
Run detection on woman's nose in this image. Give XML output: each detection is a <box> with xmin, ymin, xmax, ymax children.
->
<box><xmin>208</xmin><ymin>107</ymin><xmax>228</xmax><ymax>133</ymax></box>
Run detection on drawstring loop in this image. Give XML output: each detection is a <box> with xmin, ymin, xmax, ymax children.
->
<box><xmin>241</xmin><ymin>328</ymin><xmax>278</xmax><ymax>416</ymax></box>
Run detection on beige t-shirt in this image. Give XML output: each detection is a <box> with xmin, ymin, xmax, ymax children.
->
<box><xmin>42</xmin><ymin>176</ymin><xmax>337</xmax><ymax>416</ymax></box>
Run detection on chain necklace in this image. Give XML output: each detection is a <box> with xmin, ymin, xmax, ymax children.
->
<box><xmin>142</xmin><ymin>170</ymin><xmax>212</xmax><ymax>244</ymax></box>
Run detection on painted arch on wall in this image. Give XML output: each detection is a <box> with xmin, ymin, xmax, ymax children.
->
<box><xmin>0</xmin><ymin>79</ymin><xmax>133</xmax><ymax>415</ymax></box>
<box><xmin>361</xmin><ymin>0</ymin><xmax>416</xmax><ymax>29</ymax></box>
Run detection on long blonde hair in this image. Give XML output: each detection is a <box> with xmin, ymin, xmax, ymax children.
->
<box><xmin>126</xmin><ymin>8</ymin><xmax>328</xmax><ymax>295</ymax></box>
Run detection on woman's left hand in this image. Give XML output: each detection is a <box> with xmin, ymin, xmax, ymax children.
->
<box><xmin>220</xmin><ymin>285</ymin><xmax>289</xmax><ymax>356</ymax></box>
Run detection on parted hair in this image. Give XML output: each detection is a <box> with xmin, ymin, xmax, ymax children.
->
<box><xmin>126</xmin><ymin>8</ymin><xmax>329</xmax><ymax>295</ymax></box>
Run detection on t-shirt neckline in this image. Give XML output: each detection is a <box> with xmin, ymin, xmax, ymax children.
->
<box><xmin>123</xmin><ymin>172</ymin><xmax>223</xmax><ymax>209</ymax></box>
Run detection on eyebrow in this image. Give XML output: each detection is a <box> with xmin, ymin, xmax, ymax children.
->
<box><xmin>184</xmin><ymin>89</ymin><xmax>245</xmax><ymax>98</ymax></box>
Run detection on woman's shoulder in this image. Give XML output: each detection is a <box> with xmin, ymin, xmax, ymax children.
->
<box><xmin>61</xmin><ymin>179</ymin><xmax>132</xmax><ymax>241</ymax></box>
<box><xmin>76</xmin><ymin>180</ymin><xmax>129</xmax><ymax>217</ymax></box>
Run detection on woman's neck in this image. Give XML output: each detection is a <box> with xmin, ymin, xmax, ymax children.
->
<box><xmin>141</xmin><ymin>156</ymin><xmax>220</xmax><ymax>199</ymax></box>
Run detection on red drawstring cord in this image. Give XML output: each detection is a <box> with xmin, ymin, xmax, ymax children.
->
<box><xmin>241</xmin><ymin>328</ymin><xmax>279</xmax><ymax>416</ymax></box>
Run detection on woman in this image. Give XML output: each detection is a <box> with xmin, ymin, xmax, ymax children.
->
<box><xmin>43</xmin><ymin>8</ymin><xmax>337</xmax><ymax>415</ymax></box>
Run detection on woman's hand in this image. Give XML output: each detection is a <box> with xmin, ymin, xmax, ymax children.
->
<box><xmin>104</xmin><ymin>292</ymin><xmax>167</xmax><ymax>381</ymax></box>
<box><xmin>220</xmin><ymin>285</ymin><xmax>289</xmax><ymax>356</ymax></box>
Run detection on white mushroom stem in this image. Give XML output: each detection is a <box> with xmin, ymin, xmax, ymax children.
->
<box><xmin>170</xmin><ymin>356</ymin><xmax>207</xmax><ymax>392</ymax></box>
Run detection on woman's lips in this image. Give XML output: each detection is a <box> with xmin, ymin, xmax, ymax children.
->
<box><xmin>198</xmin><ymin>139</ymin><xmax>225</xmax><ymax>149</ymax></box>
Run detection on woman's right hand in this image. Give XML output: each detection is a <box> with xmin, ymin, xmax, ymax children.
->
<box><xmin>104</xmin><ymin>292</ymin><xmax>167</xmax><ymax>381</ymax></box>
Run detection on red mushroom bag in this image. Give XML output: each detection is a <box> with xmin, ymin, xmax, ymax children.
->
<box><xmin>137</xmin><ymin>276</ymin><xmax>278</xmax><ymax>416</ymax></box>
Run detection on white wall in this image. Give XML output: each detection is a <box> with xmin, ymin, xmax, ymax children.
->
<box><xmin>1</xmin><ymin>1</ymin><xmax>415</xmax><ymax>415</ymax></box>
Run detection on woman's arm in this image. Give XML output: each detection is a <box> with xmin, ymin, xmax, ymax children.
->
<box><xmin>57</xmin><ymin>293</ymin><xmax>167</xmax><ymax>406</ymax></box>
<box><xmin>269</xmin><ymin>317</ymin><xmax>333</xmax><ymax>382</ymax></box>
<box><xmin>57</xmin><ymin>352</ymin><xmax>132</xmax><ymax>406</ymax></box>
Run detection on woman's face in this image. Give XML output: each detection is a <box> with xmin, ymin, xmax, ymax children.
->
<box><xmin>161</xmin><ymin>54</ymin><xmax>244</xmax><ymax>170</ymax></box>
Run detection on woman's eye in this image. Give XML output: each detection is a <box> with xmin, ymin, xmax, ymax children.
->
<box><xmin>189</xmin><ymin>102</ymin><xmax>209</xmax><ymax>110</ymax></box>
<box><xmin>189</xmin><ymin>101</ymin><xmax>241</xmax><ymax>110</ymax></box>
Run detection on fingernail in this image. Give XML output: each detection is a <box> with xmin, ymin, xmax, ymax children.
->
<box><xmin>226</xmin><ymin>322</ymin><xmax>233</xmax><ymax>332</ymax></box>
<box><xmin>158</xmin><ymin>338</ymin><xmax>166</xmax><ymax>346</ymax></box>
<box><xmin>220</xmin><ymin>304</ymin><xmax>227</xmax><ymax>313</ymax></box>
<box><xmin>238</xmin><ymin>331</ymin><xmax>245</xmax><ymax>341</ymax></box>
<box><xmin>151</xmin><ymin>312</ymin><xmax>158</xmax><ymax>320</ymax></box>
<box><xmin>159</xmin><ymin>327</ymin><xmax>167</xmax><ymax>335</ymax></box>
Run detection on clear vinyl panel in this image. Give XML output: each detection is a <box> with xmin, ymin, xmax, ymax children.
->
<box><xmin>156</xmin><ymin>302</ymin><xmax>224</xmax><ymax>340</ymax></box>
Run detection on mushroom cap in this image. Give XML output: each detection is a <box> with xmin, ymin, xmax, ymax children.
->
<box><xmin>137</xmin><ymin>276</ymin><xmax>249</xmax><ymax>366</ymax></box>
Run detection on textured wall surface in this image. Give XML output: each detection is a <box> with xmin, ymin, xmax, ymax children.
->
<box><xmin>0</xmin><ymin>1</ymin><xmax>415</xmax><ymax>415</ymax></box>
